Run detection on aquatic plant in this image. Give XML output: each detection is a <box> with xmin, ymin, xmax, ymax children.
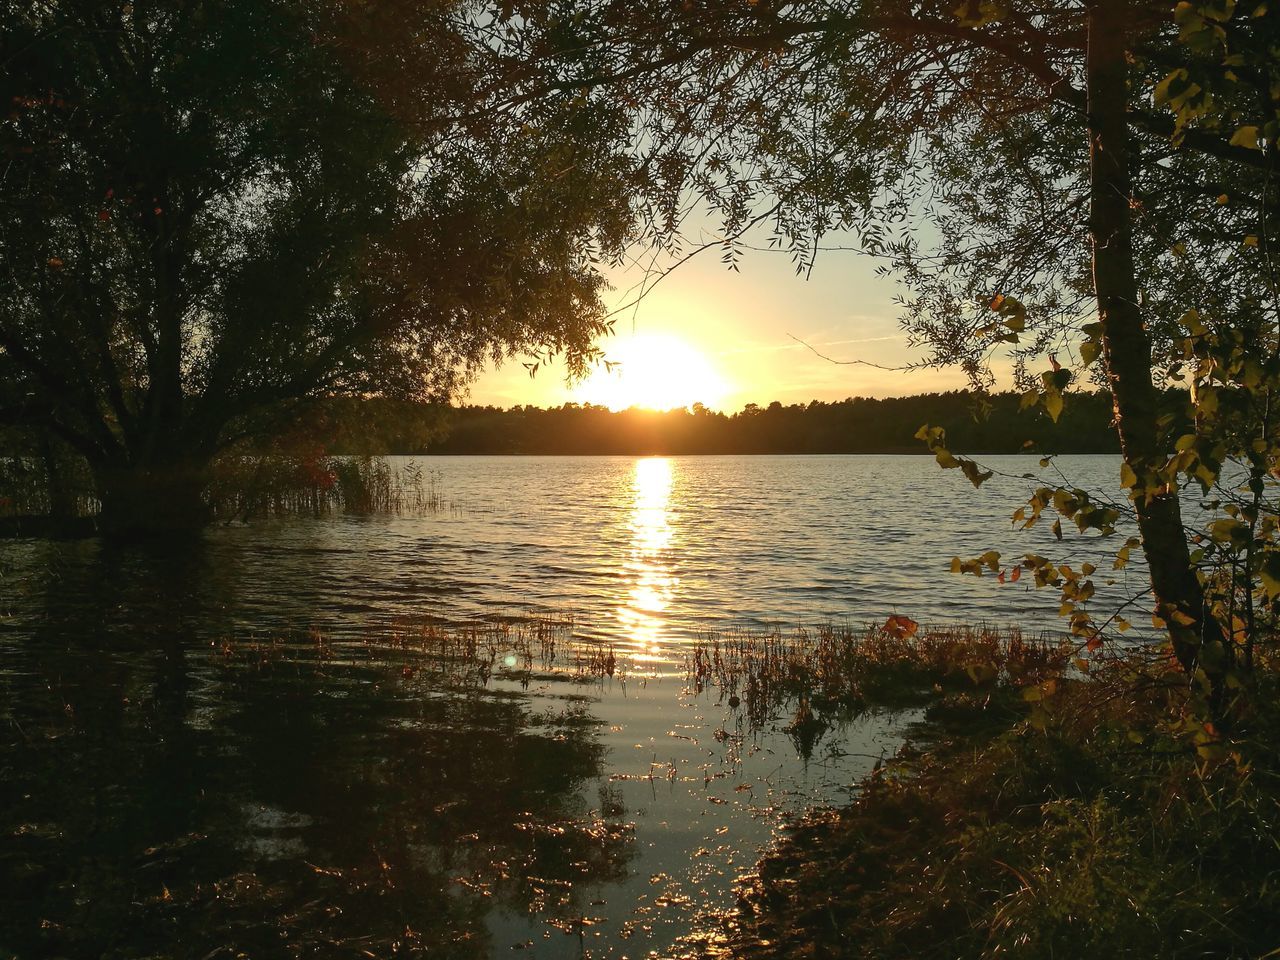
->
<box><xmin>686</xmin><ymin>620</ymin><xmax>1070</xmax><ymax>732</ymax></box>
<box><xmin>205</xmin><ymin>454</ymin><xmax>449</xmax><ymax>521</ymax></box>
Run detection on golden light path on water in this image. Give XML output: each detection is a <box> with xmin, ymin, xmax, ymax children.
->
<box><xmin>618</xmin><ymin>457</ymin><xmax>677</xmax><ymax>662</ymax></box>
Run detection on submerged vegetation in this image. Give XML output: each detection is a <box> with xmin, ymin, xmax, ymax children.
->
<box><xmin>687</xmin><ymin>622</ymin><xmax>1067</xmax><ymax>749</ymax></box>
<box><xmin>214</xmin><ymin>613</ymin><xmax>624</xmax><ymax>688</ymax></box>
<box><xmin>206</xmin><ymin>455</ymin><xmax>449</xmax><ymax>521</ymax></box>
<box><xmin>685</xmin><ymin>623</ymin><xmax>1280</xmax><ymax>959</ymax></box>
<box><xmin>0</xmin><ymin>453</ymin><xmax>455</xmax><ymax>534</ymax></box>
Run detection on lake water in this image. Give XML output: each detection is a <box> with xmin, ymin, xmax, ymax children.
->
<box><xmin>0</xmin><ymin>454</ymin><xmax>1137</xmax><ymax>958</ymax></box>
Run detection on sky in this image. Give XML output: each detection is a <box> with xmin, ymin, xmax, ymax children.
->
<box><xmin>467</xmin><ymin>224</ymin><xmax>976</xmax><ymax>413</ymax></box>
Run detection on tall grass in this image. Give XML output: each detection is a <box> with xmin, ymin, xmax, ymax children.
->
<box><xmin>0</xmin><ymin>456</ymin><xmax>97</xmax><ymax>518</ymax></box>
<box><xmin>687</xmin><ymin>622</ymin><xmax>1069</xmax><ymax>725</ymax></box>
<box><xmin>215</xmin><ymin>612</ymin><xmax>624</xmax><ymax>685</ymax></box>
<box><xmin>207</xmin><ymin>455</ymin><xmax>448</xmax><ymax>521</ymax></box>
<box><xmin>1</xmin><ymin>453</ymin><xmax>451</xmax><ymax>526</ymax></box>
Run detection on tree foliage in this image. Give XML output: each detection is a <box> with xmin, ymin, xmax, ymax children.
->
<box><xmin>1</xmin><ymin>0</ymin><xmax>634</xmax><ymax>532</ymax></box>
<box><xmin>416</xmin><ymin>391</ymin><xmax>1119</xmax><ymax>455</ymax></box>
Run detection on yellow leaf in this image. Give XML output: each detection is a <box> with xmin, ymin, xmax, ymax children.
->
<box><xmin>1230</xmin><ymin>125</ymin><xmax>1261</xmax><ymax>149</ymax></box>
<box><xmin>1044</xmin><ymin>390</ymin><xmax>1064</xmax><ymax>423</ymax></box>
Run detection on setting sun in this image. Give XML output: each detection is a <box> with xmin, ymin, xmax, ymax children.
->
<box><xmin>573</xmin><ymin>333</ymin><xmax>730</xmax><ymax>411</ymax></box>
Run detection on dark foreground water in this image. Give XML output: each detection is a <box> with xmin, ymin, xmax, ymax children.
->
<box><xmin>0</xmin><ymin>455</ymin><xmax>1134</xmax><ymax>959</ymax></box>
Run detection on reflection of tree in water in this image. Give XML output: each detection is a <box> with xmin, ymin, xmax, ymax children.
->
<box><xmin>0</xmin><ymin>543</ymin><xmax>632</xmax><ymax>958</ymax></box>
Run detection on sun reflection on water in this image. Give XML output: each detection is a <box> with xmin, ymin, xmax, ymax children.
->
<box><xmin>619</xmin><ymin>458</ymin><xmax>677</xmax><ymax>661</ymax></box>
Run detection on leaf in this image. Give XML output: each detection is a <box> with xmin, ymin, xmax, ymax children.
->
<box><xmin>1180</xmin><ymin>308</ymin><xmax>1207</xmax><ymax>336</ymax></box>
<box><xmin>1230</xmin><ymin>125</ymin><xmax>1261</xmax><ymax>149</ymax></box>
<box><xmin>883</xmin><ymin>614</ymin><xmax>919</xmax><ymax>639</ymax></box>
<box><xmin>1260</xmin><ymin>553</ymin><xmax>1280</xmax><ymax>598</ymax></box>
<box><xmin>959</xmin><ymin>459</ymin><xmax>994</xmax><ymax>488</ymax></box>
<box><xmin>1044</xmin><ymin>390</ymin><xmax>1064</xmax><ymax>423</ymax></box>
<box><xmin>1154</xmin><ymin>68</ymin><xmax>1189</xmax><ymax>106</ymax></box>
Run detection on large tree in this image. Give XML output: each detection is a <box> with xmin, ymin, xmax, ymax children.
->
<box><xmin>499</xmin><ymin>0</ymin><xmax>1279</xmax><ymax>693</ymax></box>
<box><xmin>1</xmin><ymin>0</ymin><xmax>634</xmax><ymax>534</ymax></box>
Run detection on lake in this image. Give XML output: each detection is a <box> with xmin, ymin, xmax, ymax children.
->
<box><xmin>0</xmin><ymin>454</ymin><xmax>1137</xmax><ymax>958</ymax></box>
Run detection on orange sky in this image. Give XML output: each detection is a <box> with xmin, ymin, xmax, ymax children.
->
<box><xmin>469</xmin><ymin>227</ymin><xmax>977</xmax><ymax>412</ymax></box>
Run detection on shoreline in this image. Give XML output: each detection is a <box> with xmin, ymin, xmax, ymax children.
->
<box><xmin>694</xmin><ymin>652</ymin><xmax>1280</xmax><ymax>959</ymax></box>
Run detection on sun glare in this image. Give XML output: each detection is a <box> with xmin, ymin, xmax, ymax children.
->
<box><xmin>574</xmin><ymin>334</ymin><xmax>730</xmax><ymax>411</ymax></box>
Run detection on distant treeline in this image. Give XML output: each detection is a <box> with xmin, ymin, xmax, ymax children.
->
<box><xmin>405</xmin><ymin>392</ymin><xmax>1123</xmax><ymax>456</ymax></box>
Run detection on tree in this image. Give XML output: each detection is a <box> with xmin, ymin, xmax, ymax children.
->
<box><xmin>1</xmin><ymin>0</ymin><xmax>634</xmax><ymax>534</ymax></box>
<box><xmin>498</xmin><ymin>0</ymin><xmax>1279</xmax><ymax>699</ymax></box>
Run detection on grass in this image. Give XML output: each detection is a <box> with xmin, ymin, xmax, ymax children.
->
<box><xmin>0</xmin><ymin>455</ymin><xmax>96</xmax><ymax>518</ymax></box>
<box><xmin>692</xmin><ymin>632</ymin><xmax>1280</xmax><ymax>960</ymax></box>
<box><xmin>208</xmin><ymin>454</ymin><xmax>449</xmax><ymax>520</ymax></box>
<box><xmin>1</xmin><ymin>453</ymin><xmax>455</xmax><ymax>532</ymax></box>
<box><xmin>686</xmin><ymin>621</ymin><xmax>1069</xmax><ymax>733</ymax></box>
<box><xmin>215</xmin><ymin>612</ymin><xmax>625</xmax><ymax>685</ymax></box>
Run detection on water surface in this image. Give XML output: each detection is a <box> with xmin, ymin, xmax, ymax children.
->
<box><xmin>0</xmin><ymin>455</ymin><xmax>1134</xmax><ymax>958</ymax></box>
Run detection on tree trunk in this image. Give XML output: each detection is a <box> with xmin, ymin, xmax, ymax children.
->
<box><xmin>1086</xmin><ymin>1</ymin><xmax>1226</xmax><ymax>690</ymax></box>
<box><xmin>93</xmin><ymin>455</ymin><xmax>213</xmax><ymax>539</ymax></box>
<box><xmin>39</xmin><ymin>432</ymin><xmax>78</xmax><ymax>521</ymax></box>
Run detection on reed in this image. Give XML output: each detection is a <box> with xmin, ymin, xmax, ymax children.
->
<box><xmin>206</xmin><ymin>455</ymin><xmax>449</xmax><ymax>521</ymax></box>
<box><xmin>686</xmin><ymin>621</ymin><xmax>1070</xmax><ymax>726</ymax></box>
<box><xmin>0</xmin><ymin>455</ymin><xmax>97</xmax><ymax>518</ymax></box>
<box><xmin>408</xmin><ymin>615</ymin><xmax>623</xmax><ymax>684</ymax></box>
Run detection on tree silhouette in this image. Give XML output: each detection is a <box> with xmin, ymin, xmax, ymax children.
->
<box><xmin>1</xmin><ymin>0</ymin><xmax>632</xmax><ymax>534</ymax></box>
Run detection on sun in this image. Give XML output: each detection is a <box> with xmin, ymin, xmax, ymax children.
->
<box><xmin>573</xmin><ymin>333</ymin><xmax>730</xmax><ymax>411</ymax></box>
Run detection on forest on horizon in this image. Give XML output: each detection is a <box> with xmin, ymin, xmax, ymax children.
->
<box><xmin>306</xmin><ymin>390</ymin><xmax>1127</xmax><ymax>457</ymax></box>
